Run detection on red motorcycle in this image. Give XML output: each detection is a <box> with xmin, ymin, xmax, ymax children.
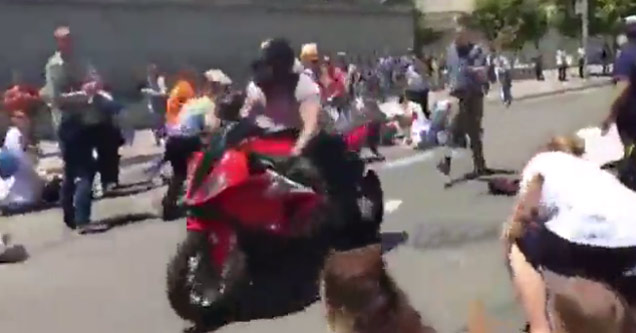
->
<box><xmin>166</xmin><ymin>125</ymin><xmax>384</xmax><ymax>329</ymax></box>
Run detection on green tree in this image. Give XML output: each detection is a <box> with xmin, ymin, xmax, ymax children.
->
<box><xmin>548</xmin><ymin>0</ymin><xmax>636</xmax><ymax>38</ymax></box>
<box><xmin>472</xmin><ymin>0</ymin><xmax>549</xmax><ymax>50</ymax></box>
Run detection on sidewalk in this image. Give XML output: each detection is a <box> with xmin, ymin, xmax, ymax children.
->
<box><xmin>485</xmin><ymin>67</ymin><xmax>612</xmax><ymax>103</ymax></box>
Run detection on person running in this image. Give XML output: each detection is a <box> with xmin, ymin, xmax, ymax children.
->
<box><xmin>603</xmin><ymin>15</ymin><xmax>636</xmax><ymax>148</ymax></box>
<box><xmin>437</xmin><ymin>14</ymin><xmax>491</xmax><ymax>183</ymax></box>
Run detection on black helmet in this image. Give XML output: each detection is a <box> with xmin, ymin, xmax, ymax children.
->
<box><xmin>253</xmin><ymin>38</ymin><xmax>295</xmax><ymax>75</ymax></box>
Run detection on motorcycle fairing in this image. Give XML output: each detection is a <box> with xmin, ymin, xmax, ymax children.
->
<box><xmin>186</xmin><ymin>135</ymin><xmax>322</xmax><ymax>237</ymax></box>
<box><xmin>185</xmin><ymin>136</ymin><xmax>297</xmax><ymax>206</ymax></box>
<box><xmin>188</xmin><ymin>170</ymin><xmax>322</xmax><ymax>237</ymax></box>
<box><xmin>344</xmin><ymin>123</ymin><xmax>370</xmax><ymax>152</ymax></box>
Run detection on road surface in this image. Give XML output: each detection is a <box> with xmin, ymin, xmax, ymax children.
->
<box><xmin>0</xmin><ymin>86</ymin><xmax>613</xmax><ymax>333</ymax></box>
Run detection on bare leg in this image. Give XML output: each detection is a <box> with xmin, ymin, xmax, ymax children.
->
<box><xmin>508</xmin><ymin>243</ymin><xmax>552</xmax><ymax>333</ymax></box>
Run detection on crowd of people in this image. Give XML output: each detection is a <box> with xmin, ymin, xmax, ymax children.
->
<box><xmin>1</xmin><ymin>10</ymin><xmax>636</xmax><ymax>333</ymax></box>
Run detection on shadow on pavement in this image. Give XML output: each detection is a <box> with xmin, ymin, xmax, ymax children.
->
<box><xmin>100</xmin><ymin>180</ymin><xmax>160</xmax><ymax>200</ymax></box>
<box><xmin>0</xmin><ymin>181</ymin><xmax>162</xmax><ymax>218</ymax></box>
<box><xmin>80</xmin><ymin>212</ymin><xmax>157</xmax><ymax>235</ymax></box>
<box><xmin>0</xmin><ymin>202</ymin><xmax>58</xmax><ymax>217</ymax></box>
<box><xmin>118</xmin><ymin>153</ymin><xmax>162</xmax><ymax>168</ymax></box>
<box><xmin>445</xmin><ymin>168</ymin><xmax>517</xmax><ymax>189</ymax></box>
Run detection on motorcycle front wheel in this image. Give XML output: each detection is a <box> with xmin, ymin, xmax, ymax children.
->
<box><xmin>166</xmin><ymin>231</ymin><xmax>247</xmax><ymax>328</ymax></box>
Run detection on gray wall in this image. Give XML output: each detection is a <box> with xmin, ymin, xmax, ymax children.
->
<box><xmin>0</xmin><ymin>1</ymin><xmax>412</xmax><ymax>139</ymax></box>
<box><xmin>0</xmin><ymin>1</ymin><xmax>413</xmax><ymax>91</ymax></box>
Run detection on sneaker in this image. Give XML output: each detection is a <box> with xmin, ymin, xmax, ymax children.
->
<box><xmin>77</xmin><ymin>223</ymin><xmax>110</xmax><ymax>235</ymax></box>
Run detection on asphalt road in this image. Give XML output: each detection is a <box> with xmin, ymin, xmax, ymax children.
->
<box><xmin>0</xmin><ymin>86</ymin><xmax>614</xmax><ymax>333</ymax></box>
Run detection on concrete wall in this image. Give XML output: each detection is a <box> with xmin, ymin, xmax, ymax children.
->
<box><xmin>0</xmin><ymin>1</ymin><xmax>413</xmax><ymax>92</ymax></box>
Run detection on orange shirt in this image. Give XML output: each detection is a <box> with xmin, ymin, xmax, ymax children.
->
<box><xmin>166</xmin><ymin>80</ymin><xmax>195</xmax><ymax>126</ymax></box>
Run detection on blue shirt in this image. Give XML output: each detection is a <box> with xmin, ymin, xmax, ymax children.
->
<box><xmin>446</xmin><ymin>42</ymin><xmax>488</xmax><ymax>96</ymax></box>
<box><xmin>613</xmin><ymin>41</ymin><xmax>636</xmax><ymax>128</ymax></box>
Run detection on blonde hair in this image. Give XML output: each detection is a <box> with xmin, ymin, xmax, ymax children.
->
<box><xmin>544</xmin><ymin>135</ymin><xmax>585</xmax><ymax>157</ymax></box>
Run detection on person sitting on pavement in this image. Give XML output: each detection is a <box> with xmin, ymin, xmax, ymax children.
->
<box><xmin>0</xmin><ymin>111</ymin><xmax>44</xmax><ymax>211</ymax></box>
<box><xmin>503</xmin><ymin>135</ymin><xmax>636</xmax><ymax>333</ymax></box>
<box><xmin>160</xmin><ymin>69</ymin><xmax>228</xmax><ymax>220</ymax></box>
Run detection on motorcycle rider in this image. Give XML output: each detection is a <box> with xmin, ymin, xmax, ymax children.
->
<box><xmin>196</xmin><ymin>38</ymin><xmax>364</xmax><ymax>244</ymax></box>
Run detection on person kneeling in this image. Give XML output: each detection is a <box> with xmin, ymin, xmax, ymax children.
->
<box><xmin>504</xmin><ymin>136</ymin><xmax>636</xmax><ymax>333</ymax></box>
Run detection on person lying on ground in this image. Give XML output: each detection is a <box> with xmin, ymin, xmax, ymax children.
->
<box><xmin>503</xmin><ymin>135</ymin><xmax>636</xmax><ymax>333</ymax></box>
<box><xmin>0</xmin><ymin>111</ymin><xmax>44</xmax><ymax>210</ymax></box>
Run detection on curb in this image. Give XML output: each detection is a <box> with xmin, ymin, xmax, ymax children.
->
<box><xmin>487</xmin><ymin>80</ymin><xmax>612</xmax><ymax>104</ymax></box>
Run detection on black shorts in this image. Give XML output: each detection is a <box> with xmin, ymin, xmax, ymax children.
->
<box><xmin>517</xmin><ymin>226</ymin><xmax>636</xmax><ymax>304</ymax></box>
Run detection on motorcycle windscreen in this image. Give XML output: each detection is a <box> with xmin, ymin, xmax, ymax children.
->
<box><xmin>185</xmin><ymin>149</ymin><xmax>251</xmax><ymax>206</ymax></box>
<box><xmin>214</xmin><ymin>171</ymin><xmax>323</xmax><ymax>237</ymax></box>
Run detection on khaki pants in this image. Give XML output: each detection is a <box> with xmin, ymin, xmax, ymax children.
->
<box><xmin>449</xmin><ymin>93</ymin><xmax>486</xmax><ymax>170</ymax></box>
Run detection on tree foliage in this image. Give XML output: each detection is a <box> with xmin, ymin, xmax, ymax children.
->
<box><xmin>548</xmin><ymin>0</ymin><xmax>636</xmax><ymax>38</ymax></box>
<box><xmin>472</xmin><ymin>0</ymin><xmax>549</xmax><ymax>50</ymax></box>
